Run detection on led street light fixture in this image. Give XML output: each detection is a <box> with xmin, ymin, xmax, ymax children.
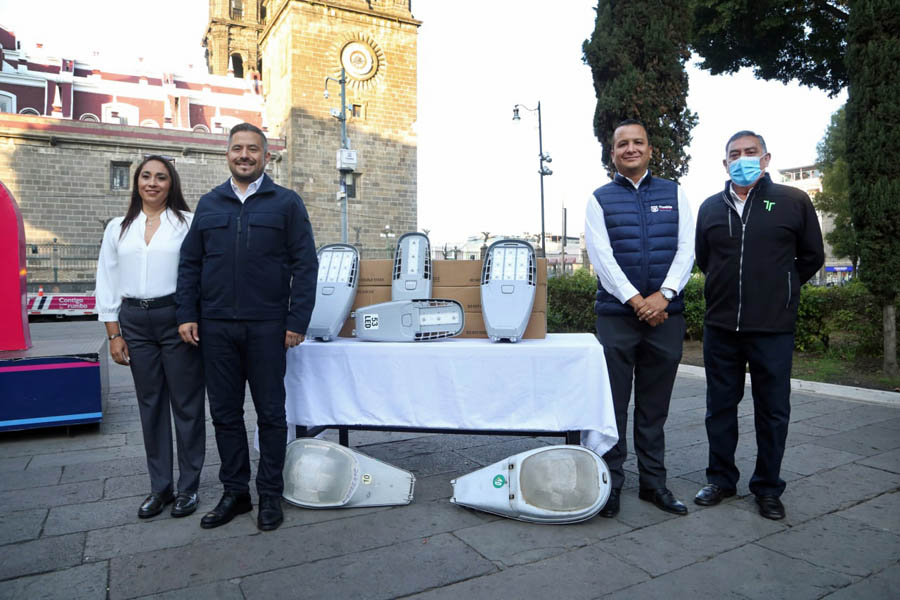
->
<box><xmin>392</xmin><ymin>232</ymin><xmax>432</xmax><ymax>301</ymax></box>
<box><xmin>283</xmin><ymin>438</ymin><xmax>415</xmax><ymax>508</ymax></box>
<box><xmin>450</xmin><ymin>445</ymin><xmax>611</xmax><ymax>524</ymax></box>
<box><xmin>480</xmin><ymin>239</ymin><xmax>536</xmax><ymax>342</ymax></box>
<box><xmin>352</xmin><ymin>299</ymin><xmax>464</xmax><ymax>342</ymax></box>
<box><xmin>307</xmin><ymin>244</ymin><xmax>359</xmax><ymax>341</ymax></box>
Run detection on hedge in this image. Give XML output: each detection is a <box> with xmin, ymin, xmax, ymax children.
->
<box><xmin>547</xmin><ymin>271</ymin><xmax>893</xmax><ymax>357</ymax></box>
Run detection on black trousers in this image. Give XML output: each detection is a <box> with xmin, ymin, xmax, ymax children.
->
<box><xmin>703</xmin><ymin>325</ymin><xmax>794</xmax><ymax>497</ymax></box>
<box><xmin>201</xmin><ymin>318</ymin><xmax>287</xmax><ymax>497</ymax></box>
<box><xmin>596</xmin><ymin>313</ymin><xmax>685</xmax><ymax>490</ymax></box>
<box><xmin>118</xmin><ymin>303</ymin><xmax>205</xmax><ymax>495</ymax></box>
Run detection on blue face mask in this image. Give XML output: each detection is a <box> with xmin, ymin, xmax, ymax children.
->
<box><xmin>728</xmin><ymin>156</ymin><xmax>762</xmax><ymax>186</ymax></box>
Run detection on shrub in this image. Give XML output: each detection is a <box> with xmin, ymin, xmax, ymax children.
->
<box><xmin>682</xmin><ymin>274</ymin><xmax>705</xmax><ymax>340</ymax></box>
<box><xmin>795</xmin><ymin>284</ymin><xmax>829</xmax><ymax>352</ymax></box>
<box><xmin>547</xmin><ymin>269</ymin><xmax>597</xmax><ymax>333</ymax></box>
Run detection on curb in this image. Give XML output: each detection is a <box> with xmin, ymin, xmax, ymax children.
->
<box><xmin>677</xmin><ymin>363</ymin><xmax>900</xmax><ymax>407</ymax></box>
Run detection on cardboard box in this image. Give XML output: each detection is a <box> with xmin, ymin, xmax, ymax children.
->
<box><xmin>432</xmin><ymin>258</ymin><xmax>547</xmax><ymax>288</ymax></box>
<box><xmin>432</xmin><ymin>286</ymin><xmax>483</xmax><ymax>313</ymax></box>
<box><xmin>434</xmin><ymin>285</ymin><xmax>547</xmax><ymax>313</ymax></box>
<box><xmin>459</xmin><ymin>311</ymin><xmax>546</xmax><ymax>340</ymax></box>
<box><xmin>356</xmin><ymin>259</ymin><xmax>393</xmax><ymax>286</ymax></box>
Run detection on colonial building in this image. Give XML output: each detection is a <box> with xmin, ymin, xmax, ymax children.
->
<box><xmin>0</xmin><ymin>0</ymin><xmax>420</xmax><ymax>286</ymax></box>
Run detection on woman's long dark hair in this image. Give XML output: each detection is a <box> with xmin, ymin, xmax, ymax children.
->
<box><xmin>119</xmin><ymin>155</ymin><xmax>190</xmax><ymax>239</ymax></box>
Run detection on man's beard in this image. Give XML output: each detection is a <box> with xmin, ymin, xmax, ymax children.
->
<box><xmin>231</xmin><ymin>163</ymin><xmax>263</xmax><ymax>183</ymax></box>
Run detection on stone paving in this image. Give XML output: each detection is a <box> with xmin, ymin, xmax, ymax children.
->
<box><xmin>1</xmin><ymin>322</ymin><xmax>899</xmax><ymax>599</ymax></box>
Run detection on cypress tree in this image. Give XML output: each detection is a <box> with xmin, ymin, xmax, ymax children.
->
<box><xmin>582</xmin><ymin>0</ymin><xmax>697</xmax><ymax>180</ymax></box>
<box><xmin>846</xmin><ymin>0</ymin><xmax>900</xmax><ymax>375</ymax></box>
<box><xmin>814</xmin><ymin>107</ymin><xmax>857</xmax><ymax>272</ymax></box>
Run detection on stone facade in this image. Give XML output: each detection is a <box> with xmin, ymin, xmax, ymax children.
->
<box><xmin>0</xmin><ymin>115</ymin><xmax>285</xmax><ymax>244</ymax></box>
<box><xmin>211</xmin><ymin>0</ymin><xmax>421</xmax><ymax>248</ymax></box>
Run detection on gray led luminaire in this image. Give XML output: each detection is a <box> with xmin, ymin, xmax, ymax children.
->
<box><xmin>392</xmin><ymin>232</ymin><xmax>432</xmax><ymax>301</ymax></box>
<box><xmin>480</xmin><ymin>239</ymin><xmax>536</xmax><ymax>342</ymax></box>
<box><xmin>352</xmin><ymin>299</ymin><xmax>464</xmax><ymax>342</ymax></box>
<box><xmin>307</xmin><ymin>244</ymin><xmax>359</xmax><ymax>341</ymax></box>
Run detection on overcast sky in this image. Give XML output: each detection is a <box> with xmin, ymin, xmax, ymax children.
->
<box><xmin>1</xmin><ymin>0</ymin><xmax>846</xmax><ymax>246</ymax></box>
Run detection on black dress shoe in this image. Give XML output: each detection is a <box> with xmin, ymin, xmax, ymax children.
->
<box><xmin>171</xmin><ymin>492</ymin><xmax>199</xmax><ymax>518</ymax></box>
<box><xmin>755</xmin><ymin>495</ymin><xmax>785</xmax><ymax>520</ymax></box>
<box><xmin>694</xmin><ymin>484</ymin><xmax>737</xmax><ymax>506</ymax></box>
<box><xmin>598</xmin><ymin>488</ymin><xmax>621</xmax><ymax>518</ymax></box>
<box><xmin>639</xmin><ymin>487</ymin><xmax>688</xmax><ymax>515</ymax></box>
<box><xmin>138</xmin><ymin>492</ymin><xmax>175</xmax><ymax>519</ymax></box>
<box><xmin>257</xmin><ymin>495</ymin><xmax>284</xmax><ymax>531</ymax></box>
<box><xmin>200</xmin><ymin>492</ymin><xmax>252</xmax><ymax>529</ymax></box>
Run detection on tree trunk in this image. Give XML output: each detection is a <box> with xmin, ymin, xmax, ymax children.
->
<box><xmin>884</xmin><ymin>304</ymin><xmax>898</xmax><ymax>377</ymax></box>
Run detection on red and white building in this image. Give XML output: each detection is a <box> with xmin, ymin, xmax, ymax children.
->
<box><xmin>0</xmin><ymin>24</ymin><xmax>264</xmax><ymax>131</ymax></box>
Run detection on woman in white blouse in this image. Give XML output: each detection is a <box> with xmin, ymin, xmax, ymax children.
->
<box><xmin>96</xmin><ymin>156</ymin><xmax>205</xmax><ymax>520</ymax></box>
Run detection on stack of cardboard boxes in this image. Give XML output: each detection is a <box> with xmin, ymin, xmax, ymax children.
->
<box><xmin>338</xmin><ymin>259</ymin><xmax>548</xmax><ymax>339</ymax></box>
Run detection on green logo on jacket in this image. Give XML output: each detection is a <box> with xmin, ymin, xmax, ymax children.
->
<box><xmin>763</xmin><ymin>200</ymin><xmax>776</xmax><ymax>212</ymax></box>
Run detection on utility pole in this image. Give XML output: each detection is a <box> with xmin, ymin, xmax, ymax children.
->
<box><xmin>325</xmin><ymin>68</ymin><xmax>355</xmax><ymax>244</ymax></box>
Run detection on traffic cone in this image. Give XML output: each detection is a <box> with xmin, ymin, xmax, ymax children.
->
<box><xmin>37</xmin><ymin>285</ymin><xmax>44</xmax><ymax>297</ymax></box>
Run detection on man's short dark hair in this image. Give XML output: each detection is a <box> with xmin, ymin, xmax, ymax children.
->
<box><xmin>726</xmin><ymin>130</ymin><xmax>767</xmax><ymax>154</ymax></box>
<box><xmin>612</xmin><ymin>119</ymin><xmax>648</xmax><ymax>144</ymax></box>
<box><xmin>228</xmin><ymin>122</ymin><xmax>268</xmax><ymax>154</ymax></box>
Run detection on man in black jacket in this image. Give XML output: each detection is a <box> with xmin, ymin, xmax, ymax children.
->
<box><xmin>176</xmin><ymin>123</ymin><xmax>317</xmax><ymax>531</ymax></box>
<box><xmin>693</xmin><ymin>131</ymin><xmax>824</xmax><ymax>520</ymax></box>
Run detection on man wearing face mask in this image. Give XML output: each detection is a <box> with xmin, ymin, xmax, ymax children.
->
<box><xmin>693</xmin><ymin>131</ymin><xmax>824</xmax><ymax>520</ymax></box>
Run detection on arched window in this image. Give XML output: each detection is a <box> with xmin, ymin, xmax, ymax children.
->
<box><xmin>140</xmin><ymin>119</ymin><xmax>160</xmax><ymax>128</ymax></box>
<box><xmin>0</xmin><ymin>90</ymin><xmax>15</xmax><ymax>114</ymax></box>
<box><xmin>18</xmin><ymin>107</ymin><xmax>40</xmax><ymax>116</ymax></box>
<box><xmin>192</xmin><ymin>124</ymin><xmax>211</xmax><ymax>133</ymax></box>
<box><xmin>212</xmin><ymin>115</ymin><xmax>243</xmax><ymax>134</ymax></box>
<box><xmin>231</xmin><ymin>53</ymin><xmax>244</xmax><ymax>79</ymax></box>
<box><xmin>79</xmin><ymin>113</ymin><xmax>100</xmax><ymax>122</ymax></box>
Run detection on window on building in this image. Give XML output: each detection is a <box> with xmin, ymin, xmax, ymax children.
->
<box><xmin>19</xmin><ymin>107</ymin><xmax>40</xmax><ymax>116</ymax></box>
<box><xmin>0</xmin><ymin>91</ymin><xmax>15</xmax><ymax>114</ymax></box>
<box><xmin>231</xmin><ymin>53</ymin><xmax>244</xmax><ymax>79</ymax></box>
<box><xmin>351</xmin><ymin>104</ymin><xmax>364</xmax><ymax>119</ymax></box>
<box><xmin>231</xmin><ymin>0</ymin><xmax>243</xmax><ymax>20</ymax></box>
<box><xmin>192</xmin><ymin>124</ymin><xmax>210</xmax><ymax>133</ymax></box>
<box><xmin>110</xmin><ymin>162</ymin><xmax>131</xmax><ymax>191</ymax></box>
<box><xmin>346</xmin><ymin>173</ymin><xmax>360</xmax><ymax>198</ymax></box>
<box><xmin>80</xmin><ymin>113</ymin><xmax>100</xmax><ymax>122</ymax></box>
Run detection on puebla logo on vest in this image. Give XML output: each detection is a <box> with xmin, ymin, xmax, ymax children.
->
<box><xmin>650</xmin><ymin>204</ymin><xmax>674</xmax><ymax>213</ymax></box>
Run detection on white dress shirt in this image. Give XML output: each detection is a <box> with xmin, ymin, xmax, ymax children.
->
<box><xmin>95</xmin><ymin>209</ymin><xmax>194</xmax><ymax>322</ymax></box>
<box><xmin>230</xmin><ymin>173</ymin><xmax>265</xmax><ymax>203</ymax></box>
<box><xmin>584</xmin><ymin>171</ymin><xmax>695</xmax><ymax>304</ymax></box>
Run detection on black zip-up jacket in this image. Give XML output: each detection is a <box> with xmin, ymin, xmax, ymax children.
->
<box><xmin>695</xmin><ymin>173</ymin><xmax>824</xmax><ymax>333</ymax></box>
<box><xmin>176</xmin><ymin>174</ymin><xmax>318</xmax><ymax>334</ymax></box>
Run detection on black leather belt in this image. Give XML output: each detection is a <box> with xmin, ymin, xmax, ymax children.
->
<box><xmin>123</xmin><ymin>294</ymin><xmax>176</xmax><ymax>309</ymax></box>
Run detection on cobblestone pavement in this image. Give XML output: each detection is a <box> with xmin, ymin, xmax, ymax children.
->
<box><xmin>1</xmin><ymin>323</ymin><xmax>898</xmax><ymax>599</ymax></box>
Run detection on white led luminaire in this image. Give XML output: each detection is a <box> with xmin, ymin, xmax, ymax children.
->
<box><xmin>282</xmin><ymin>439</ymin><xmax>415</xmax><ymax>508</ymax></box>
<box><xmin>450</xmin><ymin>445</ymin><xmax>611</xmax><ymax>524</ymax></box>
<box><xmin>306</xmin><ymin>244</ymin><xmax>359</xmax><ymax>341</ymax></box>
<box><xmin>480</xmin><ymin>239</ymin><xmax>536</xmax><ymax>342</ymax></box>
<box><xmin>352</xmin><ymin>299</ymin><xmax>464</xmax><ymax>342</ymax></box>
<box><xmin>392</xmin><ymin>232</ymin><xmax>432</xmax><ymax>301</ymax></box>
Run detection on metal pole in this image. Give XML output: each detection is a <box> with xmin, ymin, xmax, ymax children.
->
<box><xmin>561</xmin><ymin>206</ymin><xmax>567</xmax><ymax>275</ymax></box>
<box><xmin>339</xmin><ymin>68</ymin><xmax>349</xmax><ymax>244</ymax></box>
<box><xmin>537</xmin><ymin>101</ymin><xmax>546</xmax><ymax>258</ymax></box>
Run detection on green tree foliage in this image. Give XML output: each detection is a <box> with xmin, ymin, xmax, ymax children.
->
<box><xmin>814</xmin><ymin>107</ymin><xmax>858</xmax><ymax>271</ymax></box>
<box><xmin>691</xmin><ymin>1</ymin><xmax>849</xmax><ymax>96</ymax></box>
<box><xmin>582</xmin><ymin>0</ymin><xmax>698</xmax><ymax>180</ymax></box>
<box><xmin>846</xmin><ymin>0</ymin><xmax>900</xmax><ymax>374</ymax></box>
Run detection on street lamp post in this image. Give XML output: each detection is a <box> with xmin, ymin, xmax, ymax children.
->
<box><xmin>325</xmin><ymin>68</ymin><xmax>352</xmax><ymax>244</ymax></box>
<box><xmin>513</xmin><ymin>101</ymin><xmax>552</xmax><ymax>258</ymax></box>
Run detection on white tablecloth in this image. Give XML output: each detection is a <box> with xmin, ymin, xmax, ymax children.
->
<box><xmin>283</xmin><ymin>333</ymin><xmax>618</xmax><ymax>456</ymax></box>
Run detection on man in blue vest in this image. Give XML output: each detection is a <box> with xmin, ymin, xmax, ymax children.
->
<box><xmin>585</xmin><ymin>119</ymin><xmax>695</xmax><ymax>518</ymax></box>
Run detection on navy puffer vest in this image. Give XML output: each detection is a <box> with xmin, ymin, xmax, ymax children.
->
<box><xmin>593</xmin><ymin>172</ymin><xmax>684</xmax><ymax>316</ymax></box>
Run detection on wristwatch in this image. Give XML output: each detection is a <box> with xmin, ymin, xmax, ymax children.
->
<box><xmin>108</xmin><ymin>333</ymin><xmax>122</xmax><ymax>341</ymax></box>
<box><xmin>660</xmin><ymin>288</ymin><xmax>675</xmax><ymax>301</ymax></box>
